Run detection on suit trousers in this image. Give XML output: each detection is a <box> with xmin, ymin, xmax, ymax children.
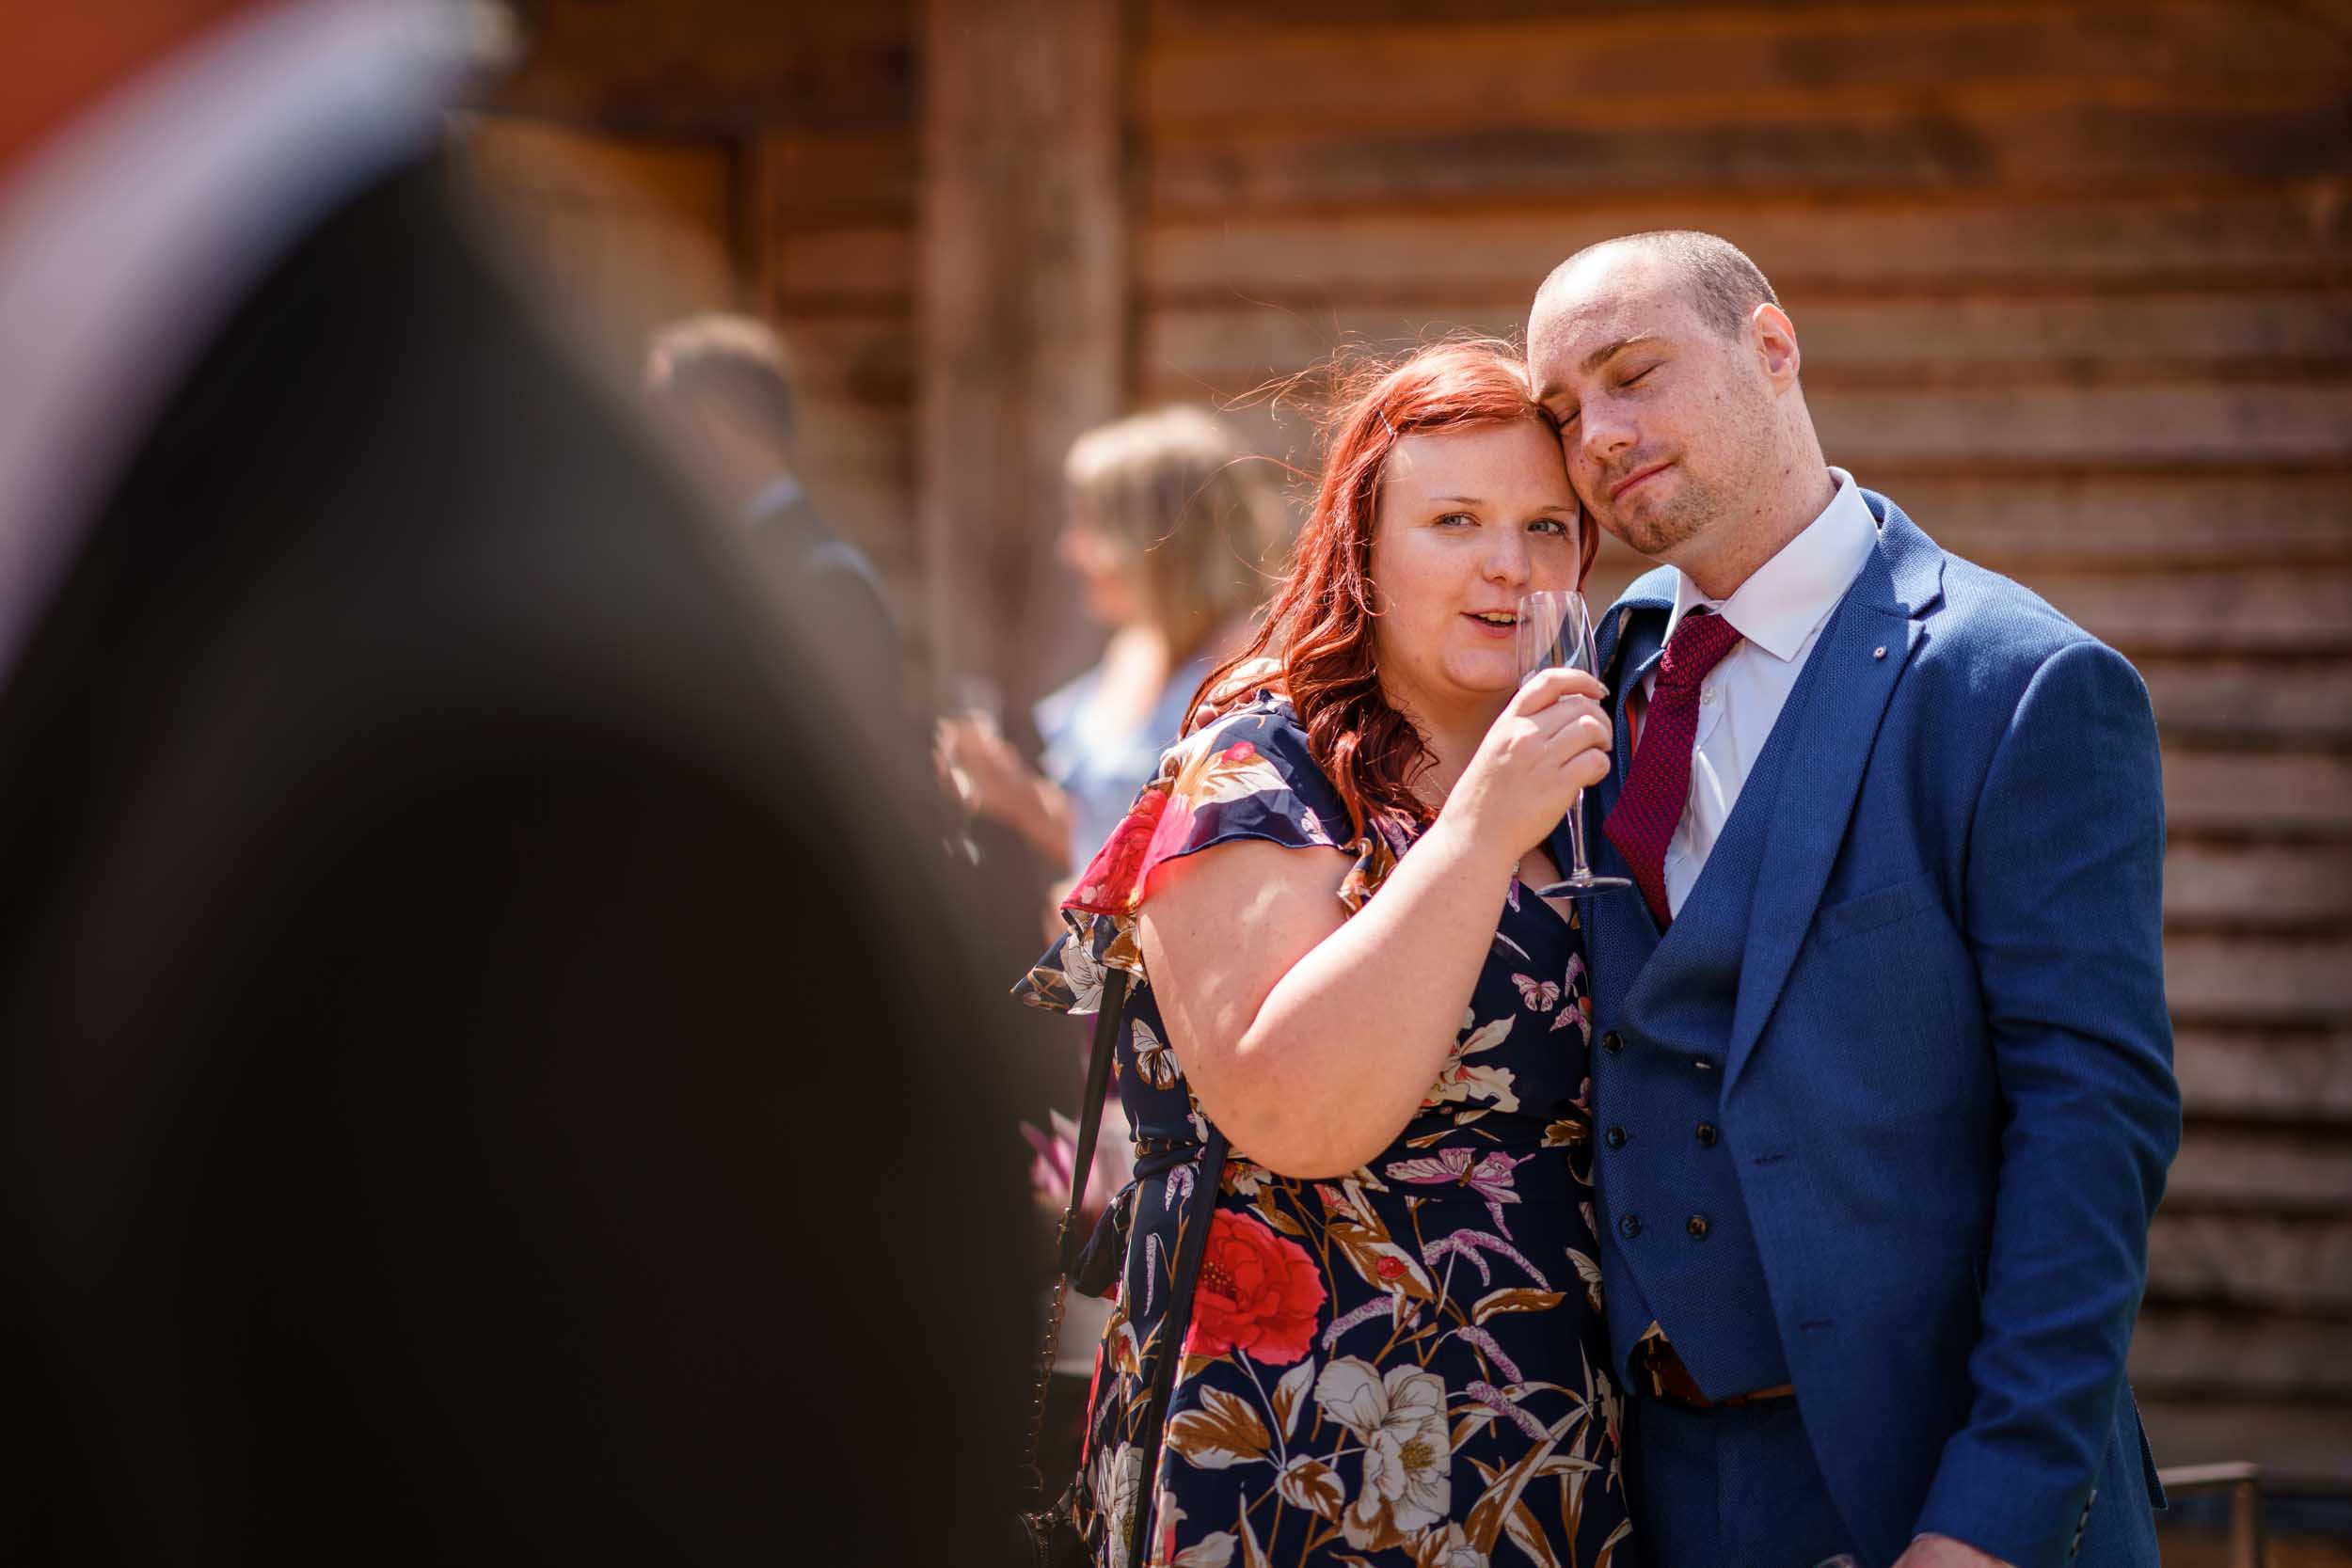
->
<box><xmin>1629</xmin><ymin>1394</ymin><xmax>1859</xmax><ymax>1568</ymax></box>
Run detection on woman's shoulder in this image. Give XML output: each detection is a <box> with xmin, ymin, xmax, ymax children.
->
<box><xmin>1165</xmin><ymin>694</ymin><xmax>1345</xmax><ymax>838</ymax></box>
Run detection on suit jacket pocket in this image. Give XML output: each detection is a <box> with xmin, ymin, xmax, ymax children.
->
<box><xmin>1814</xmin><ymin>871</ymin><xmax>1940</xmax><ymax>945</ymax></box>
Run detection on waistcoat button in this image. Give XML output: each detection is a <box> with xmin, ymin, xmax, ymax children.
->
<box><xmin>1602</xmin><ymin>1031</ymin><xmax>1624</xmax><ymax>1054</ymax></box>
<box><xmin>1694</xmin><ymin>1121</ymin><xmax>1718</xmax><ymax>1147</ymax></box>
<box><xmin>1687</xmin><ymin>1213</ymin><xmax>1710</xmax><ymax>1240</ymax></box>
<box><xmin>1604</xmin><ymin>1126</ymin><xmax>1628</xmax><ymax>1149</ymax></box>
<box><xmin>1618</xmin><ymin>1213</ymin><xmax>1642</xmax><ymax>1240</ymax></box>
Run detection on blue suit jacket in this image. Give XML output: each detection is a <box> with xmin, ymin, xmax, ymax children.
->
<box><xmin>1565</xmin><ymin>493</ymin><xmax>2181</xmax><ymax>1568</ymax></box>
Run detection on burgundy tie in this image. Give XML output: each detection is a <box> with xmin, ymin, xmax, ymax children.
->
<box><xmin>1603</xmin><ymin>610</ymin><xmax>1744</xmax><ymax>928</ymax></box>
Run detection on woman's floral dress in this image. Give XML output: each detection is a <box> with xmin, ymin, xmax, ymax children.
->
<box><xmin>1018</xmin><ymin>695</ymin><xmax>1631</xmax><ymax>1568</ymax></box>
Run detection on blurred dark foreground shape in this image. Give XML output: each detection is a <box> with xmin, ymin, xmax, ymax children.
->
<box><xmin>0</xmin><ymin>2</ymin><xmax>1026</xmax><ymax>1561</ymax></box>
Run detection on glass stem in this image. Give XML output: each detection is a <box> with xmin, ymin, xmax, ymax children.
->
<box><xmin>1565</xmin><ymin>788</ymin><xmax>1597</xmax><ymax>879</ymax></box>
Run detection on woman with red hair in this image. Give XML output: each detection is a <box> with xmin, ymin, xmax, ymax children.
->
<box><xmin>1020</xmin><ymin>340</ymin><xmax>1628</xmax><ymax>1568</ymax></box>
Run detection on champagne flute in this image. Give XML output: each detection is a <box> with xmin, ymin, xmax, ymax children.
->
<box><xmin>1515</xmin><ymin>590</ymin><xmax>1630</xmax><ymax>898</ymax></box>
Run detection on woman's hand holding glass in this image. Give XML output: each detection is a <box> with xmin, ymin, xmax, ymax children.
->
<box><xmin>1515</xmin><ymin>590</ymin><xmax>1633</xmax><ymax>897</ymax></box>
<box><xmin>1436</xmin><ymin>665</ymin><xmax>1613</xmax><ymax>876</ymax></box>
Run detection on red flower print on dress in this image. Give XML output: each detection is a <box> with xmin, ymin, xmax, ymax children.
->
<box><xmin>1065</xmin><ymin>789</ymin><xmax>1169</xmax><ymax>914</ymax></box>
<box><xmin>1183</xmin><ymin>1209</ymin><xmax>1327</xmax><ymax>1367</ymax></box>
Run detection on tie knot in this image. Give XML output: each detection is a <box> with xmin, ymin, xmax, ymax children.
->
<box><xmin>1656</xmin><ymin>609</ymin><xmax>1742</xmax><ymax>689</ymax></box>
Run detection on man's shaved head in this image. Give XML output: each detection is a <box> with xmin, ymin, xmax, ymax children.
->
<box><xmin>1526</xmin><ymin>229</ymin><xmax>1828</xmax><ymax>594</ymax></box>
<box><xmin>1537</xmin><ymin>230</ymin><xmax>1778</xmax><ymax>340</ymax></box>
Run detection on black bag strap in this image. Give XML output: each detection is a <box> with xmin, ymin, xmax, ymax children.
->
<box><xmin>1019</xmin><ymin>967</ymin><xmax>1130</xmax><ymax>1500</ymax></box>
<box><xmin>1126</xmin><ymin>1123</ymin><xmax>1230</xmax><ymax>1568</ymax></box>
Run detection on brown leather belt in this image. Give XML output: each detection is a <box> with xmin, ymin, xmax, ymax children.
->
<box><xmin>1635</xmin><ymin>1338</ymin><xmax>1796</xmax><ymax>1411</ymax></box>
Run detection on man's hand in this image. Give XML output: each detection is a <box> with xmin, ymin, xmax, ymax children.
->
<box><xmin>1188</xmin><ymin>656</ymin><xmax>1284</xmax><ymax>730</ymax></box>
<box><xmin>1893</xmin><ymin>1533</ymin><xmax>2013</xmax><ymax>1568</ymax></box>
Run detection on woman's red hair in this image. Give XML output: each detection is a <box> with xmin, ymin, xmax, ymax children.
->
<box><xmin>1193</xmin><ymin>339</ymin><xmax>1599</xmax><ymax>840</ymax></box>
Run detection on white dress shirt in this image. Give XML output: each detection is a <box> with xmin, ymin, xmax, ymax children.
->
<box><xmin>1638</xmin><ymin>467</ymin><xmax>1880</xmax><ymax>916</ymax></box>
<box><xmin>0</xmin><ymin>0</ymin><xmax>466</xmax><ymax>689</ymax></box>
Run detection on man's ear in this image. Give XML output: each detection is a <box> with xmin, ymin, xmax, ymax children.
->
<box><xmin>1751</xmin><ymin>303</ymin><xmax>1801</xmax><ymax>388</ymax></box>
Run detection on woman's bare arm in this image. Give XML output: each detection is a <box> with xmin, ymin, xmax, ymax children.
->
<box><xmin>1136</xmin><ymin>670</ymin><xmax>1609</xmax><ymax>1177</ymax></box>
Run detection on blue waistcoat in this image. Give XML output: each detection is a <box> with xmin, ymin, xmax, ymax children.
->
<box><xmin>1576</xmin><ymin>603</ymin><xmax>1820</xmax><ymax>1401</ymax></box>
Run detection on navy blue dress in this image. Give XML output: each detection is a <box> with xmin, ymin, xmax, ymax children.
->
<box><xmin>1019</xmin><ymin>696</ymin><xmax>1632</xmax><ymax>1568</ymax></box>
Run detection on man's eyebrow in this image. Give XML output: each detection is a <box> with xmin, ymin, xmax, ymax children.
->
<box><xmin>1582</xmin><ymin>333</ymin><xmax>1661</xmax><ymax>373</ymax></box>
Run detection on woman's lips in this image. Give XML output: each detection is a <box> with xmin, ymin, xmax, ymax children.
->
<box><xmin>1611</xmin><ymin>462</ymin><xmax>1671</xmax><ymax>501</ymax></box>
<box><xmin>1461</xmin><ymin>612</ymin><xmax>1518</xmax><ymax>638</ymax></box>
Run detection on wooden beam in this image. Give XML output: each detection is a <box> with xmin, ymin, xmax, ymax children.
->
<box><xmin>1142</xmin><ymin>190</ymin><xmax>2352</xmax><ymax>299</ymax></box>
<box><xmin>1146</xmin><ymin>100</ymin><xmax>2352</xmax><ymax>216</ymax></box>
<box><xmin>917</xmin><ymin>0</ymin><xmax>1125</xmax><ymax>704</ymax></box>
<box><xmin>1141</xmin><ymin>7</ymin><xmax>2352</xmax><ymax>135</ymax></box>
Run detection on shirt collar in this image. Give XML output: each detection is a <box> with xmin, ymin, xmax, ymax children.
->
<box><xmin>1662</xmin><ymin>467</ymin><xmax>1879</xmax><ymax>663</ymax></box>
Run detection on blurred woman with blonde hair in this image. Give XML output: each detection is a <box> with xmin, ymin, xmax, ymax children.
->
<box><xmin>939</xmin><ymin>404</ymin><xmax>1293</xmax><ymax>892</ymax></box>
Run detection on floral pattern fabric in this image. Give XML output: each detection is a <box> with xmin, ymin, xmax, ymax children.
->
<box><xmin>1018</xmin><ymin>696</ymin><xmax>1631</xmax><ymax>1568</ymax></box>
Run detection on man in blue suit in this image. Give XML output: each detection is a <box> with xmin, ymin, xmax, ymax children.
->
<box><xmin>1524</xmin><ymin>232</ymin><xmax>2180</xmax><ymax>1568</ymax></box>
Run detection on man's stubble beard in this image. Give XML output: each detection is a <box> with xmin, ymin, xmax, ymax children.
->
<box><xmin>1609</xmin><ymin>471</ymin><xmax>1720</xmax><ymax>563</ymax></box>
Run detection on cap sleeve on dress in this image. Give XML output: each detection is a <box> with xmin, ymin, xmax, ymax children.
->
<box><xmin>1014</xmin><ymin>695</ymin><xmax>1404</xmax><ymax>1016</ymax></box>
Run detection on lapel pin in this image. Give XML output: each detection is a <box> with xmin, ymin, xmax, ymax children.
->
<box><xmin>1872</xmin><ymin>646</ymin><xmax>1887</xmax><ymax>660</ymax></box>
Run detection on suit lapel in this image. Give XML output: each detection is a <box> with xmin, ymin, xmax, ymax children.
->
<box><xmin>1722</xmin><ymin>496</ymin><xmax>1945</xmax><ymax>1093</ymax></box>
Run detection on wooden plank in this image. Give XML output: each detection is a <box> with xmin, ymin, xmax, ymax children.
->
<box><xmin>918</xmin><ymin>0</ymin><xmax>1126</xmax><ymax>705</ymax></box>
<box><xmin>1883</xmin><ymin>475</ymin><xmax>2352</xmax><ymax>573</ymax></box>
<box><xmin>1140</xmin><ymin>301</ymin><xmax>1525</xmax><ymax>384</ymax></box>
<box><xmin>2165</xmin><ymin>751</ymin><xmax>2352</xmax><ymax>837</ymax></box>
<box><xmin>1143</xmin><ymin>7</ymin><xmax>2350</xmax><ymax>133</ymax></box>
<box><xmin>792</xmin><ymin>396</ymin><xmax>910</xmax><ymax>473</ymax></box>
<box><xmin>2167</xmin><ymin>1128</ymin><xmax>2352</xmax><ymax>1212</ymax></box>
<box><xmin>769</xmin><ymin>224</ymin><xmax>913</xmax><ymax>305</ymax></box>
<box><xmin>1805</xmin><ymin>383</ymin><xmax>2352</xmax><ymax>468</ymax></box>
<box><xmin>2131</xmin><ymin>1305</ymin><xmax>2352</xmax><ymax>1399</ymax></box>
<box><xmin>485</xmin><ymin>0</ymin><xmax>912</xmax><ymax>132</ymax></box>
<box><xmin>2136</xmin><ymin>1396</ymin><xmax>2352</xmax><ymax>1488</ymax></box>
<box><xmin>2142</xmin><ymin>661</ymin><xmax>2352</xmax><ymax>749</ymax></box>
<box><xmin>2175</xmin><ymin>1028</ymin><xmax>2352</xmax><ymax>1121</ymax></box>
<box><xmin>2015</xmin><ymin>567</ymin><xmax>2352</xmax><ymax>657</ymax></box>
<box><xmin>2165</xmin><ymin>935</ymin><xmax>2352</xmax><ymax>1027</ymax></box>
<box><xmin>1143</xmin><ymin>192</ymin><xmax>2352</xmax><ymax>299</ymax></box>
<box><xmin>1142</xmin><ymin>291</ymin><xmax>2352</xmax><ymax>392</ymax></box>
<box><xmin>1793</xmin><ymin>290</ymin><xmax>2352</xmax><ymax>375</ymax></box>
<box><xmin>2147</xmin><ymin>1210</ymin><xmax>2352</xmax><ymax>1312</ymax></box>
<box><xmin>771</xmin><ymin>312</ymin><xmax>914</xmax><ymax>400</ymax></box>
<box><xmin>1146</xmin><ymin>373</ymin><xmax>2352</xmax><ymax>469</ymax></box>
<box><xmin>1148</xmin><ymin>0</ymin><xmax>2325</xmax><ymax>33</ymax></box>
<box><xmin>1147</xmin><ymin>100</ymin><xmax>2352</xmax><ymax>214</ymax></box>
<box><xmin>2155</xmin><ymin>1525</ymin><xmax>2352</xmax><ymax>1568</ymax></box>
<box><xmin>2166</xmin><ymin>845</ymin><xmax>2352</xmax><ymax>932</ymax></box>
<box><xmin>755</xmin><ymin>128</ymin><xmax>917</xmax><ymax>217</ymax></box>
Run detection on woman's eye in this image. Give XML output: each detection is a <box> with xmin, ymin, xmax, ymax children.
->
<box><xmin>1437</xmin><ymin>512</ymin><xmax>1475</xmax><ymax>528</ymax></box>
<box><xmin>1531</xmin><ymin>517</ymin><xmax>1570</xmax><ymax>536</ymax></box>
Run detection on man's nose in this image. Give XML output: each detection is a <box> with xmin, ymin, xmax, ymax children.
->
<box><xmin>1580</xmin><ymin>402</ymin><xmax>1636</xmax><ymax>462</ymax></box>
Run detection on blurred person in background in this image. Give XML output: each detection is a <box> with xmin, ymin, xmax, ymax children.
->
<box><xmin>642</xmin><ymin>310</ymin><xmax>903</xmax><ymax>696</ymax></box>
<box><xmin>1016</xmin><ymin>341</ymin><xmax>1628</xmax><ymax>1567</ymax></box>
<box><xmin>0</xmin><ymin>2</ymin><xmax>1024</xmax><ymax>1561</ymax></box>
<box><xmin>936</xmin><ymin>405</ymin><xmax>1291</xmax><ymax>915</ymax></box>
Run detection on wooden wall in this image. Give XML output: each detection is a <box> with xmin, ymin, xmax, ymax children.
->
<box><xmin>469</xmin><ymin>0</ymin><xmax>2352</xmax><ymax>1493</ymax></box>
